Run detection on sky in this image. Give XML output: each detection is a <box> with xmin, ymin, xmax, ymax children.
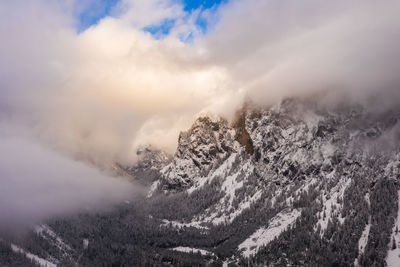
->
<box><xmin>77</xmin><ymin>0</ymin><xmax>227</xmax><ymax>37</ymax></box>
<box><xmin>0</xmin><ymin>0</ymin><xmax>400</xmax><ymax>228</ymax></box>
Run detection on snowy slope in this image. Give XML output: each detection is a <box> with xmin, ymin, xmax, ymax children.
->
<box><xmin>11</xmin><ymin>244</ymin><xmax>57</xmax><ymax>267</ymax></box>
<box><xmin>386</xmin><ymin>191</ymin><xmax>400</xmax><ymax>267</ymax></box>
<box><xmin>146</xmin><ymin>98</ymin><xmax>400</xmax><ymax>265</ymax></box>
<box><xmin>238</xmin><ymin>209</ymin><xmax>301</xmax><ymax>257</ymax></box>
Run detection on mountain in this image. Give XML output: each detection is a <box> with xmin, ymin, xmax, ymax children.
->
<box><xmin>124</xmin><ymin>145</ymin><xmax>172</xmax><ymax>186</ymax></box>
<box><xmin>2</xmin><ymin>98</ymin><xmax>400</xmax><ymax>267</ymax></box>
<box><xmin>160</xmin><ymin>116</ymin><xmax>236</xmax><ymax>190</ymax></box>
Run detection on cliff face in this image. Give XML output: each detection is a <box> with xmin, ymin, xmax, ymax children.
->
<box><xmin>160</xmin><ymin>98</ymin><xmax>400</xmax><ymax>195</ymax></box>
<box><xmin>160</xmin><ymin>116</ymin><xmax>238</xmax><ymax>189</ymax></box>
<box><xmin>152</xmin><ymin>98</ymin><xmax>400</xmax><ymax>265</ymax></box>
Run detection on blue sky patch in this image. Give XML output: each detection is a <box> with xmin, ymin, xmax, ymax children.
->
<box><xmin>77</xmin><ymin>0</ymin><xmax>120</xmax><ymax>32</ymax></box>
<box><xmin>143</xmin><ymin>19</ymin><xmax>176</xmax><ymax>38</ymax></box>
<box><xmin>182</xmin><ymin>0</ymin><xmax>226</xmax><ymax>12</ymax></box>
<box><xmin>77</xmin><ymin>0</ymin><xmax>227</xmax><ymax>36</ymax></box>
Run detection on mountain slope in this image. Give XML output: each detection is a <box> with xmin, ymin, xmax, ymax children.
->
<box><xmin>150</xmin><ymin>98</ymin><xmax>400</xmax><ymax>265</ymax></box>
<box><xmin>3</xmin><ymin>98</ymin><xmax>400</xmax><ymax>267</ymax></box>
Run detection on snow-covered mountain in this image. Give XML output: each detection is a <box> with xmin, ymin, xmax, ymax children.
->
<box><xmin>148</xmin><ymin>98</ymin><xmax>400</xmax><ymax>265</ymax></box>
<box><xmin>3</xmin><ymin>98</ymin><xmax>400</xmax><ymax>266</ymax></box>
<box><xmin>160</xmin><ymin>116</ymin><xmax>237</xmax><ymax>190</ymax></box>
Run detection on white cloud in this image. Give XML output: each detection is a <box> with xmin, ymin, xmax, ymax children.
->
<box><xmin>203</xmin><ymin>0</ymin><xmax>400</xmax><ymax>105</ymax></box>
<box><xmin>1</xmin><ymin>0</ymin><xmax>400</xmax><ymax>164</ymax></box>
<box><xmin>116</xmin><ymin>0</ymin><xmax>185</xmax><ymax>28</ymax></box>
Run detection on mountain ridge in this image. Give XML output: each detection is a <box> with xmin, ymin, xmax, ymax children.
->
<box><xmin>3</xmin><ymin>97</ymin><xmax>400</xmax><ymax>266</ymax></box>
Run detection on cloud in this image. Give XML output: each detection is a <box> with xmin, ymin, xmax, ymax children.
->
<box><xmin>0</xmin><ymin>0</ymin><xmax>400</xmax><ymax>227</ymax></box>
<box><xmin>0</xmin><ymin>0</ymin><xmax>229</xmax><ymax>164</ymax></box>
<box><xmin>202</xmin><ymin>0</ymin><xmax>400</xmax><ymax>106</ymax></box>
<box><xmin>1</xmin><ymin>0</ymin><xmax>400</xmax><ymax>162</ymax></box>
<box><xmin>0</xmin><ymin>131</ymin><xmax>135</xmax><ymax>229</ymax></box>
<box><xmin>116</xmin><ymin>0</ymin><xmax>185</xmax><ymax>28</ymax></box>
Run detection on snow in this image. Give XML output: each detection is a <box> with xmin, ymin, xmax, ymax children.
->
<box><xmin>170</xmin><ymin>246</ymin><xmax>214</xmax><ymax>256</ymax></box>
<box><xmin>34</xmin><ymin>224</ymin><xmax>72</xmax><ymax>252</ymax></box>
<box><xmin>227</xmin><ymin>189</ymin><xmax>263</xmax><ymax>221</ymax></box>
<box><xmin>358</xmin><ymin>221</ymin><xmax>371</xmax><ymax>253</ymax></box>
<box><xmin>365</xmin><ymin>192</ymin><xmax>370</xmax><ymax>206</ymax></box>
<box><xmin>354</xmin><ymin>191</ymin><xmax>372</xmax><ymax>266</ymax></box>
<box><xmin>202</xmin><ymin>187</ymin><xmax>263</xmax><ymax>226</ymax></box>
<box><xmin>354</xmin><ymin>217</ymin><xmax>371</xmax><ymax>266</ymax></box>
<box><xmin>83</xmin><ymin>239</ymin><xmax>89</xmax><ymax>250</ymax></box>
<box><xmin>161</xmin><ymin>153</ymin><xmax>260</xmax><ymax>228</ymax></box>
<box><xmin>386</xmin><ymin>190</ymin><xmax>400</xmax><ymax>267</ymax></box>
<box><xmin>287</xmin><ymin>149</ymin><xmax>308</xmax><ymax>166</ymax></box>
<box><xmin>11</xmin><ymin>243</ymin><xmax>57</xmax><ymax>267</ymax></box>
<box><xmin>187</xmin><ymin>152</ymin><xmax>238</xmax><ymax>194</ymax></box>
<box><xmin>161</xmin><ymin>219</ymin><xmax>209</xmax><ymax>230</ymax></box>
<box><xmin>186</xmin><ymin>157</ymin><xmax>261</xmax><ymax>226</ymax></box>
<box><xmin>238</xmin><ymin>209</ymin><xmax>301</xmax><ymax>257</ymax></box>
<box><xmin>192</xmin><ymin>178</ymin><xmax>262</xmax><ymax>226</ymax></box>
<box><xmin>147</xmin><ymin>180</ymin><xmax>160</xmax><ymax>198</ymax></box>
<box><xmin>206</xmin><ymin>161</ymin><xmax>255</xmax><ymax>224</ymax></box>
<box><xmin>385</xmin><ymin>156</ymin><xmax>400</xmax><ymax>178</ymax></box>
<box><xmin>220</xmin><ymin>166</ymin><xmax>246</xmax><ymax>206</ymax></box>
<box><xmin>315</xmin><ymin>178</ymin><xmax>350</xmax><ymax>235</ymax></box>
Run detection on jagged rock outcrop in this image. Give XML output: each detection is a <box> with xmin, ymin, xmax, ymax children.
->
<box><xmin>161</xmin><ymin>116</ymin><xmax>238</xmax><ymax>189</ymax></box>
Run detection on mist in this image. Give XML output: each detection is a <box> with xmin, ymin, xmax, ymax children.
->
<box><xmin>203</xmin><ymin>0</ymin><xmax>400</xmax><ymax>107</ymax></box>
<box><xmin>0</xmin><ymin>0</ymin><xmax>400</xmax><ymax>227</ymax></box>
<box><xmin>2</xmin><ymin>0</ymin><xmax>399</xmax><ymax>164</ymax></box>
<box><xmin>0</xmin><ymin>130</ymin><xmax>136</xmax><ymax>230</ymax></box>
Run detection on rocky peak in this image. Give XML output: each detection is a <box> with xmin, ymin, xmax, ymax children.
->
<box><xmin>123</xmin><ymin>145</ymin><xmax>171</xmax><ymax>185</ymax></box>
<box><xmin>176</xmin><ymin>116</ymin><xmax>234</xmax><ymax>164</ymax></box>
<box><xmin>161</xmin><ymin>116</ymin><xmax>238</xmax><ymax>189</ymax></box>
<box><xmin>158</xmin><ymin>98</ymin><xmax>400</xmax><ymax>194</ymax></box>
<box><xmin>134</xmin><ymin>145</ymin><xmax>171</xmax><ymax>171</ymax></box>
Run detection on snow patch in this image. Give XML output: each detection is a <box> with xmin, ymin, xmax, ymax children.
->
<box><xmin>11</xmin><ymin>243</ymin><xmax>57</xmax><ymax>267</ymax></box>
<box><xmin>315</xmin><ymin>178</ymin><xmax>350</xmax><ymax>235</ymax></box>
<box><xmin>187</xmin><ymin>153</ymin><xmax>238</xmax><ymax>194</ymax></box>
<box><xmin>161</xmin><ymin>219</ymin><xmax>209</xmax><ymax>230</ymax></box>
<box><xmin>204</xmin><ymin>188</ymin><xmax>263</xmax><ymax>225</ymax></box>
<box><xmin>354</xmin><ymin>217</ymin><xmax>371</xmax><ymax>266</ymax></box>
<box><xmin>83</xmin><ymin>239</ymin><xmax>89</xmax><ymax>250</ymax></box>
<box><xmin>386</xmin><ymin>190</ymin><xmax>400</xmax><ymax>267</ymax></box>
<box><xmin>34</xmin><ymin>224</ymin><xmax>72</xmax><ymax>253</ymax></box>
<box><xmin>147</xmin><ymin>180</ymin><xmax>160</xmax><ymax>198</ymax></box>
<box><xmin>170</xmin><ymin>246</ymin><xmax>214</xmax><ymax>256</ymax></box>
<box><xmin>187</xmin><ymin>159</ymin><xmax>259</xmax><ymax>226</ymax></box>
<box><xmin>238</xmin><ymin>209</ymin><xmax>301</xmax><ymax>257</ymax></box>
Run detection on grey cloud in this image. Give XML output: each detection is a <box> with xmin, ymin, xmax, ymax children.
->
<box><xmin>0</xmin><ymin>133</ymin><xmax>135</xmax><ymax>229</ymax></box>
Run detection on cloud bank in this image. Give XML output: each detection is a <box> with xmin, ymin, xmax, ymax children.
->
<box><xmin>2</xmin><ymin>0</ymin><xmax>397</xmax><ymax>163</ymax></box>
<box><xmin>0</xmin><ymin>0</ymin><xmax>399</xmax><ymax>226</ymax></box>
<box><xmin>0</xmin><ymin>131</ymin><xmax>135</xmax><ymax>229</ymax></box>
